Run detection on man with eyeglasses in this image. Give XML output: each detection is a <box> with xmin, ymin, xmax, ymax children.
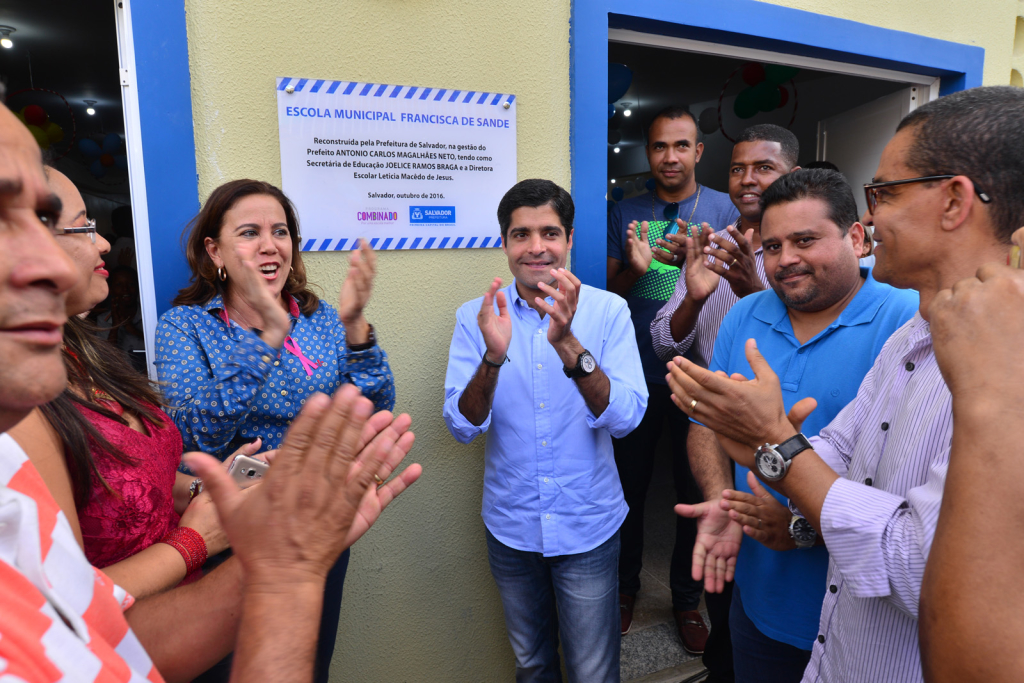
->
<box><xmin>663</xmin><ymin>85</ymin><xmax>1024</xmax><ymax>683</ymax></box>
<box><xmin>605</xmin><ymin>105</ymin><xmax>737</xmax><ymax>651</ymax></box>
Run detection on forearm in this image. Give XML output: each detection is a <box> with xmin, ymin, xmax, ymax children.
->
<box><xmin>457</xmin><ymin>362</ymin><xmax>500</xmax><ymax>426</ymax></box>
<box><xmin>552</xmin><ymin>334</ymin><xmax>609</xmax><ymax>416</ymax></box>
<box><xmin>922</xmin><ymin>400</ymin><xmax>1024</xmax><ymax>682</ymax></box>
<box><xmin>669</xmin><ymin>295</ymin><xmax>705</xmax><ymax>343</ymax></box>
<box><xmin>101</xmin><ymin>542</ymin><xmax>188</xmax><ymax>600</ymax></box>
<box><xmin>126</xmin><ymin>557</ymin><xmax>245</xmax><ymax>683</ymax></box>
<box><xmin>607</xmin><ymin>268</ymin><xmax>641</xmax><ymax>297</ymax></box>
<box><xmin>173</xmin><ymin>472</ymin><xmax>196</xmax><ymax>515</ymax></box>
<box><xmin>230</xmin><ymin>574</ymin><xmax>325</xmax><ymax>683</ymax></box>
<box><xmin>771</xmin><ymin>450</ymin><xmax>839</xmax><ymax>534</ymax></box>
<box><xmin>341</xmin><ymin>313</ymin><xmax>370</xmax><ymax>346</ymax></box>
<box><xmin>689</xmin><ymin>425</ymin><xmax>734</xmax><ymax>500</ymax></box>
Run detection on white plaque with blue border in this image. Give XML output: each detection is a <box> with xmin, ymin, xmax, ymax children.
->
<box><xmin>276</xmin><ymin>77</ymin><xmax>517</xmax><ymax>252</ymax></box>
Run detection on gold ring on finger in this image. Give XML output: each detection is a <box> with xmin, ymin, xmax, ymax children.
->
<box><xmin>689</xmin><ymin>399</ymin><xmax>698</xmax><ymax>412</ymax></box>
<box><xmin>373</xmin><ymin>474</ymin><xmax>385</xmax><ymax>485</ymax></box>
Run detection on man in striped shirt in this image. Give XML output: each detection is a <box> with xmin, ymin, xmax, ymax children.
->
<box><xmin>664</xmin><ymin>86</ymin><xmax>1024</xmax><ymax>683</ymax></box>
<box><xmin>0</xmin><ymin>102</ymin><xmax>418</xmax><ymax>683</ymax></box>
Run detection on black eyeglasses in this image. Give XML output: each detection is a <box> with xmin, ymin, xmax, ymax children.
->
<box><xmin>663</xmin><ymin>202</ymin><xmax>679</xmax><ymax>222</ymax></box>
<box><xmin>863</xmin><ymin>175</ymin><xmax>991</xmax><ymax>215</ymax></box>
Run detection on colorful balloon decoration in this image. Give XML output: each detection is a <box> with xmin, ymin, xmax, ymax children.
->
<box><xmin>611</xmin><ymin>186</ymin><xmax>625</xmax><ymax>202</ymax></box>
<box><xmin>7</xmin><ymin>88</ymin><xmax>77</xmax><ymax>161</ymax></box>
<box><xmin>16</xmin><ymin>105</ymin><xmax>66</xmax><ymax>150</ymax></box>
<box><xmin>717</xmin><ymin>62</ymin><xmax>799</xmax><ymax>141</ymax></box>
<box><xmin>645</xmin><ymin>178</ymin><xmax>656</xmax><ymax>191</ymax></box>
<box><xmin>78</xmin><ymin>133</ymin><xmax>128</xmax><ymax>178</ymax></box>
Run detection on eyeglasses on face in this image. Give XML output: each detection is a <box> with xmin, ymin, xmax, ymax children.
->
<box><xmin>863</xmin><ymin>175</ymin><xmax>991</xmax><ymax>215</ymax></box>
<box><xmin>54</xmin><ymin>217</ymin><xmax>99</xmax><ymax>243</ymax></box>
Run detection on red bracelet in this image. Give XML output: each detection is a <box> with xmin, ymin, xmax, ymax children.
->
<box><xmin>161</xmin><ymin>527</ymin><xmax>208</xmax><ymax>575</ymax></box>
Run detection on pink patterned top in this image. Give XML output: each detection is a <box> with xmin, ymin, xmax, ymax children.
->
<box><xmin>75</xmin><ymin>403</ymin><xmax>183</xmax><ymax>569</ymax></box>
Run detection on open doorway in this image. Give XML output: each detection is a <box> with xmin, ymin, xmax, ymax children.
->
<box><xmin>1</xmin><ymin>0</ymin><xmax>148</xmax><ymax>374</ymax></box>
<box><xmin>606</xmin><ymin>33</ymin><xmax>936</xmax><ymax>682</ymax></box>
<box><xmin>607</xmin><ymin>37</ymin><xmax>933</xmax><ymax>211</ymax></box>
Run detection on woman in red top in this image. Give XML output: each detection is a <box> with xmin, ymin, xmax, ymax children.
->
<box><xmin>10</xmin><ymin>166</ymin><xmax>247</xmax><ymax>598</ymax></box>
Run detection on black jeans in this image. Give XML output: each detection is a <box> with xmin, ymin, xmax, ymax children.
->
<box><xmin>704</xmin><ymin>581</ymin><xmax>735</xmax><ymax>682</ymax></box>
<box><xmin>613</xmin><ymin>382</ymin><xmax>702</xmax><ymax>612</ymax></box>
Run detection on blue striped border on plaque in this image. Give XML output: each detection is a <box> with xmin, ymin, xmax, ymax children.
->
<box><xmin>277</xmin><ymin>77</ymin><xmax>516</xmax><ymax>107</ymax></box>
<box><xmin>300</xmin><ymin>236</ymin><xmax>500</xmax><ymax>252</ymax></box>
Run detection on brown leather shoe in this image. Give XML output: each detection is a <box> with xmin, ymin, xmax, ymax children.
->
<box><xmin>619</xmin><ymin>594</ymin><xmax>635</xmax><ymax>635</ymax></box>
<box><xmin>673</xmin><ymin>609</ymin><xmax>709</xmax><ymax>654</ymax></box>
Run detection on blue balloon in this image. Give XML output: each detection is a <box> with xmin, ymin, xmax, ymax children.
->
<box><xmin>609</xmin><ymin>103</ymin><xmax>616</xmax><ymax>120</ymax></box>
<box><xmin>114</xmin><ymin>155</ymin><xmax>129</xmax><ymax>170</ymax></box>
<box><xmin>89</xmin><ymin>159</ymin><xmax>106</xmax><ymax>178</ymax></box>
<box><xmin>79</xmin><ymin>138</ymin><xmax>102</xmax><ymax>158</ymax></box>
<box><xmin>611</xmin><ymin>186</ymin><xmax>625</xmax><ymax>202</ymax></box>
<box><xmin>102</xmin><ymin>133</ymin><xmax>123</xmax><ymax>154</ymax></box>
<box><xmin>645</xmin><ymin>178</ymin><xmax>656</xmax><ymax>191</ymax></box>
<box><xmin>608</xmin><ymin>63</ymin><xmax>633</xmax><ymax>103</ymax></box>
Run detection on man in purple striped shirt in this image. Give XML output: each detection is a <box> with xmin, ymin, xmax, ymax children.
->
<box><xmin>664</xmin><ymin>86</ymin><xmax>1024</xmax><ymax>683</ymax></box>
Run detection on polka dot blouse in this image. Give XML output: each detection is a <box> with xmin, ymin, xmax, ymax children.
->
<box><xmin>155</xmin><ymin>292</ymin><xmax>396</xmax><ymax>463</ymax></box>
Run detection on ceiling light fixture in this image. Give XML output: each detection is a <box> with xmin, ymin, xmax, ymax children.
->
<box><xmin>0</xmin><ymin>26</ymin><xmax>15</xmax><ymax>49</ymax></box>
<box><xmin>610</xmin><ymin>179</ymin><xmax>616</xmax><ymax>184</ymax></box>
<box><xmin>84</xmin><ymin>100</ymin><xmax>97</xmax><ymax>116</ymax></box>
<box><xmin>613</xmin><ymin>147</ymin><xmax>620</xmax><ymax>153</ymax></box>
<box><xmin>623</xmin><ymin>109</ymin><xmax>632</xmax><ymax>117</ymax></box>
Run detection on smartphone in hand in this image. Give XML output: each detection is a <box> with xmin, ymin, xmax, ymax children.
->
<box><xmin>227</xmin><ymin>455</ymin><xmax>269</xmax><ymax>489</ymax></box>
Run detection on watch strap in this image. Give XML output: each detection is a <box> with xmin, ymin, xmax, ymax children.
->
<box><xmin>482</xmin><ymin>353</ymin><xmax>507</xmax><ymax>368</ymax></box>
<box><xmin>777</xmin><ymin>433</ymin><xmax>812</xmax><ymax>462</ymax></box>
<box><xmin>347</xmin><ymin>323</ymin><xmax>376</xmax><ymax>351</ymax></box>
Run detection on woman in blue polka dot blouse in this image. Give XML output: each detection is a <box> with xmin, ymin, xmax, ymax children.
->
<box><xmin>155</xmin><ymin>178</ymin><xmax>396</xmax><ymax>683</ymax></box>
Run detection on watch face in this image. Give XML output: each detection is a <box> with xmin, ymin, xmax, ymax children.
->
<box><xmin>755</xmin><ymin>447</ymin><xmax>786</xmax><ymax>481</ymax></box>
<box><xmin>791</xmin><ymin>517</ymin><xmax>817</xmax><ymax>546</ymax></box>
<box><xmin>580</xmin><ymin>353</ymin><xmax>597</xmax><ymax>373</ymax></box>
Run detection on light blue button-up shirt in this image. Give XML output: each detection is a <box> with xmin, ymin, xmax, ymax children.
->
<box><xmin>444</xmin><ymin>281</ymin><xmax>648</xmax><ymax>557</ymax></box>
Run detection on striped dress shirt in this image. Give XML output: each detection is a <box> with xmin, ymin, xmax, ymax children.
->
<box><xmin>650</xmin><ymin>232</ymin><xmax>768</xmax><ymax>367</ymax></box>
<box><xmin>802</xmin><ymin>313</ymin><xmax>950</xmax><ymax>683</ymax></box>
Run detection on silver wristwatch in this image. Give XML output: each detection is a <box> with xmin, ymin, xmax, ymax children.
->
<box><xmin>754</xmin><ymin>433</ymin><xmax>812</xmax><ymax>482</ymax></box>
<box><xmin>789</xmin><ymin>515</ymin><xmax>817</xmax><ymax>549</ymax></box>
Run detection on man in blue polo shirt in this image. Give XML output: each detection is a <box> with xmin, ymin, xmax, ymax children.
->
<box><xmin>675</xmin><ymin>169</ymin><xmax>918</xmax><ymax>682</ymax></box>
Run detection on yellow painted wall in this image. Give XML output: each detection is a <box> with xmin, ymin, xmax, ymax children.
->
<box><xmin>182</xmin><ymin>1</ymin><xmax>1015</xmax><ymax>681</ymax></box>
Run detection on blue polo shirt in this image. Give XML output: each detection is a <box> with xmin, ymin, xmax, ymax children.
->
<box><xmin>707</xmin><ymin>268</ymin><xmax>918</xmax><ymax>650</ymax></box>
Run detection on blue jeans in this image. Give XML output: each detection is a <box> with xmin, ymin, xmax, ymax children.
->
<box><xmin>486</xmin><ymin>529</ymin><xmax>620</xmax><ymax>683</ymax></box>
<box><xmin>730</xmin><ymin>585</ymin><xmax>811</xmax><ymax>683</ymax></box>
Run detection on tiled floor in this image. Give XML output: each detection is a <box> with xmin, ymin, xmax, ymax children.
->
<box><xmin>620</xmin><ymin>425</ymin><xmax>708</xmax><ymax>682</ymax></box>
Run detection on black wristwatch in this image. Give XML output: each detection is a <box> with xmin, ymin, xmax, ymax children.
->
<box><xmin>563</xmin><ymin>350</ymin><xmax>597</xmax><ymax>379</ymax></box>
<box><xmin>754</xmin><ymin>433</ymin><xmax>813</xmax><ymax>482</ymax></box>
<box><xmin>789</xmin><ymin>515</ymin><xmax>817</xmax><ymax>549</ymax></box>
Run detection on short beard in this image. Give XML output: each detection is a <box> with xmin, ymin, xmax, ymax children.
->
<box><xmin>771</xmin><ymin>264</ymin><xmax>852</xmax><ymax>312</ymax></box>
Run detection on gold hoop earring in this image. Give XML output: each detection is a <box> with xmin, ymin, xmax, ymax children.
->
<box><xmin>217</xmin><ymin>267</ymin><xmax>227</xmax><ymax>282</ymax></box>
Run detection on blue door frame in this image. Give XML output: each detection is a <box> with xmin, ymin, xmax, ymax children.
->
<box><xmin>130</xmin><ymin>1</ymin><xmax>199</xmax><ymax>315</ymax></box>
<box><xmin>570</xmin><ymin>0</ymin><xmax>985</xmax><ymax>289</ymax></box>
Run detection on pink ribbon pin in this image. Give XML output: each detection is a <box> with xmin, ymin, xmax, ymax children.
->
<box><xmin>283</xmin><ymin>336</ymin><xmax>322</xmax><ymax>376</ymax></box>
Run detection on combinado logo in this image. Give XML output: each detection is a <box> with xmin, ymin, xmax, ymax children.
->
<box><xmin>356</xmin><ymin>209</ymin><xmax>399</xmax><ymax>222</ymax></box>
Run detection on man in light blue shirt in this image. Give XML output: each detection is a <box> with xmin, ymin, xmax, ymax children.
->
<box><xmin>444</xmin><ymin>179</ymin><xmax>647</xmax><ymax>683</ymax></box>
<box><xmin>676</xmin><ymin>169</ymin><xmax>918</xmax><ymax>682</ymax></box>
